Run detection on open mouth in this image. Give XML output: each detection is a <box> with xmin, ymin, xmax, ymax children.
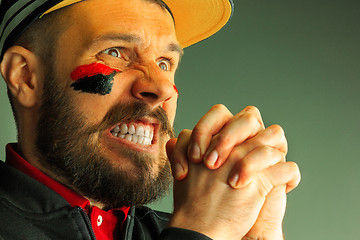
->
<box><xmin>110</xmin><ymin>122</ymin><xmax>154</xmax><ymax>146</ymax></box>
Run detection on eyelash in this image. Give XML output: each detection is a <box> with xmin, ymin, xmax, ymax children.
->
<box><xmin>101</xmin><ymin>47</ymin><xmax>176</xmax><ymax>71</ymax></box>
<box><xmin>102</xmin><ymin>47</ymin><xmax>126</xmax><ymax>59</ymax></box>
<box><xmin>157</xmin><ymin>57</ymin><xmax>175</xmax><ymax>71</ymax></box>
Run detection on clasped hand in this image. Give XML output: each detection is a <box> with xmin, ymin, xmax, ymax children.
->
<box><xmin>166</xmin><ymin>105</ymin><xmax>301</xmax><ymax>240</ymax></box>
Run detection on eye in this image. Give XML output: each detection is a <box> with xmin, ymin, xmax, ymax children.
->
<box><xmin>157</xmin><ymin>59</ymin><xmax>171</xmax><ymax>71</ymax></box>
<box><xmin>102</xmin><ymin>48</ymin><xmax>123</xmax><ymax>58</ymax></box>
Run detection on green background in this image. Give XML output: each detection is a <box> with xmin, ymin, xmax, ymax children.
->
<box><xmin>1</xmin><ymin>0</ymin><xmax>359</xmax><ymax>239</ymax></box>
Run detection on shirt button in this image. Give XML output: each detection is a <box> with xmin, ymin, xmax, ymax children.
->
<box><xmin>97</xmin><ymin>215</ymin><xmax>103</xmax><ymax>226</ymax></box>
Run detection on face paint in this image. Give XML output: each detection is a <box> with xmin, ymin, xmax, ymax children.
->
<box><xmin>173</xmin><ymin>85</ymin><xmax>179</xmax><ymax>96</ymax></box>
<box><xmin>70</xmin><ymin>63</ymin><xmax>120</xmax><ymax>95</ymax></box>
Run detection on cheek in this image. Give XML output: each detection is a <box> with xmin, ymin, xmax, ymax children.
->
<box><xmin>70</xmin><ymin>94</ymin><xmax>114</xmax><ymax>125</ymax></box>
<box><xmin>173</xmin><ymin>85</ymin><xmax>179</xmax><ymax>96</ymax></box>
<box><xmin>70</xmin><ymin>63</ymin><xmax>121</xmax><ymax>95</ymax></box>
<box><xmin>163</xmin><ymin>96</ymin><xmax>177</xmax><ymax>125</ymax></box>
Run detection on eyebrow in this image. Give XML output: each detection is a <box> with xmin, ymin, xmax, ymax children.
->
<box><xmin>92</xmin><ymin>33</ymin><xmax>140</xmax><ymax>45</ymax></box>
<box><xmin>169</xmin><ymin>42</ymin><xmax>184</xmax><ymax>57</ymax></box>
<box><xmin>92</xmin><ymin>33</ymin><xmax>184</xmax><ymax>57</ymax></box>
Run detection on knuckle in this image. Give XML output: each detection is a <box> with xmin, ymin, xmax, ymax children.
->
<box><xmin>287</xmin><ymin>161</ymin><xmax>301</xmax><ymax>184</ymax></box>
<box><xmin>210</xmin><ymin>104</ymin><xmax>233</xmax><ymax>117</ymax></box>
<box><xmin>239</xmin><ymin>156</ymin><xmax>255</xmax><ymax>175</ymax></box>
<box><xmin>178</xmin><ymin>129</ymin><xmax>191</xmax><ymax>139</ymax></box>
<box><xmin>192</xmin><ymin>124</ymin><xmax>209</xmax><ymax>138</ymax></box>
<box><xmin>260</xmin><ymin>145</ymin><xmax>276</xmax><ymax>158</ymax></box>
<box><xmin>244</xmin><ymin>105</ymin><xmax>260</xmax><ymax>114</ymax></box>
<box><xmin>263</xmin><ymin>146</ymin><xmax>285</xmax><ymax>163</ymax></box>
<box><xmin>268</xmin><ymin>125</ymin><xmax>288</xmax><ymax>150</ymax></box>
<box><xmin>215</xmin><ymin>132</ymin><xmax>233</xmax><ymax>147</ymax></box>
<box><xmin>242</xmin><ymin>106</ymin><xmax>263</xmax><ymax>127</ymax></box>
<box><xmin>190</xmin><ymin>128</ymin><xmax>209</xmax><ymax>147</ymax></box>
<box><xmin>287</xmin><ymin>161</ymin><xmax>300</xmax><ymax>173</ymax></box>
<box><xmin>211</xmin><ymin>104</ymin><xmax>227</xmax><ymax>112</ymax></box>
<box><xmin>269</xmin><ymin>124</ymin><xmax>285</xmax><ymax>136</ymax></box>
<box><xmin>236</xmin><ymin>163</ymin><xmax>252</xmax><ymax>186</ymax></box>
<box><xmin>243</xmin><ymin>112</ymin><xmax>262</xmax><ymax>128</ymax></box>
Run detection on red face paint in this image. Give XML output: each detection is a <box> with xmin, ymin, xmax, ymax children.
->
<box><xmin>70</xmin><ymin>63</ymin><xmax>120</xmax><ymax>95</ymax></box>
<box><xmin>173</xmin><ymin>85</ymin><xmax>179</xmax><ymax>96</ymax></box>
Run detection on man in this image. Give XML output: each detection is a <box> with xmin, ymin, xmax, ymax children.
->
<box><xmin>0</xmin><ymin>0</ymin><xmax>300</xmax><ymax>239</ymax></box>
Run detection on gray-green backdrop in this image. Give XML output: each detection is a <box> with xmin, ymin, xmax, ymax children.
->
<box><xmin>1</xmin><ymin>0</ymin><xmax>359</xmax><ymax>239</ymax></box>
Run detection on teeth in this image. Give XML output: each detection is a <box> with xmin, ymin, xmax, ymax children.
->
<box><xmin>113</xmin><ymin>125</ymin><xmax>120</xmax><ymax>134</ymax></box>
<box><xmin>136</xmin><ymin>125</ymin><xmax>145</xmax><ymax>136</ymax></box>
<box><xmin>129</xmin><ymin>124</ymin><xmax>135</xmax><ymax>134</ymax></box>
<box><xmin>132</xmin><ymin>135</ymin><xmax>139</xmax><ymax>144</ymax></box>
<box><xmin>145</xmin><ymin>127</ymin><xmax>150</xmax><ymax>138</ymax></box>
<box><xmin>120</xmin><ymin>124</ymin><xmax>128</xmax><ymax>134</ymax></box>
<box><xmin>125</xmin><ymin>134</ymin><xmax>132</xmax><ymax>142</ymax></box>
<box><xmin>111</xmin><ymin>123</ymin><xmax>154</xmax><ymax>146</ymax></box>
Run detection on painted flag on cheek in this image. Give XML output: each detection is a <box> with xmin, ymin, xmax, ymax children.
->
<box><xmin>70</xmin><ymin>63</ymin><xmax>120</xmax><ymax>95</ymax></box>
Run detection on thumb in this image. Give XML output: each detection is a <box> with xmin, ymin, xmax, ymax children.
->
<box><xmin>166</xmin><ymin>138</ymin><xmax>177</xmax><ymax>160</ymax></box>
<box><xmin>166</xmin><ymin>137</ymin><xmax>189</xmax><ymax>180</ymax></box>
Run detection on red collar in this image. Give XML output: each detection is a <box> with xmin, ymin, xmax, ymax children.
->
<box><xmin>5</xmin><ymin>143</ymin><xmax>130</xmax><ymax>239</ymax></box>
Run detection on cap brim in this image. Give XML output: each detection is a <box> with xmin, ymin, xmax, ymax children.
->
<box><xmin>42</xmin><ymin>0</ymin><xmax>84</xmax><ymax>15</ymax></box>
<box><xmin>163</xmin><ymin>0</ymin><xmax>233</xmax><ymax>48</ymax></box>
<box><xmin>44</xmin><ymin>0</ymin><xmax>234</xmax><ymax>48</ymax></box>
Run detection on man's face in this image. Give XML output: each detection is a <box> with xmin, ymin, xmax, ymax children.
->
<box><xmin>35</xmin><ymin>0</ymin><xmax>181</xmax><ymax>208</ymax></box>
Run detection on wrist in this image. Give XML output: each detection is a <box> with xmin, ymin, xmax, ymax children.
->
<box><xmin>242</xmin><ymin>237</ymin><xmax>283</xmax><ymax>240</ymax></box>
<box><xmin>242</xmin><ymin>233</ymin><xmax>284</xmax><ymax>240</ymax></box>
<box><xmin>243</xmin><ymin>221</ymin><xmax>284</xmax><ymax>240</ymax></box>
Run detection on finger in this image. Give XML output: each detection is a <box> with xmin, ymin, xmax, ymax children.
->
<box><xmin>261</xmin><ymin>161</ymin><xmax>301</xmax><ymax>195</ymax></box>
<box><xmin>228</xmin><ymin>146</ymin><xmax>286</xmax><ymax>189</ymax></box>
<box><xmin>166</xmin><ymin>138</ymin><xmax>180</xmax><ymax>179</ymax></box>
<box><xmin>187</xmin><ymin>104</ymin><xmax>233</xmax><ymax>163</ymax></box>
<box><xmin>166</xmin><ymin>138</ymin><xmax>177</xmax><ymax>162</ymax></box>
<box><xmin>224</xmin><ymin>124</ymin><xmax>288</xmax><ymax>188</ymax></box>
<box><xmin>242</xmin><ymin>124</ymin><xmax>288</xmax><ymax>156</ymax></box>
<box><xmin>203</xmin><ymin>106</ymin><xmax>265</xmax><ymax>169</ymax></box>
<box><xmin>167</xmin><ymin>130</ymin><xmax>192</xmax><ymax>180</ymax></box>
<box><xmin>283</xmin><ymin>162</ymin><xmax>301</xmax><ymax>193</ymax></box>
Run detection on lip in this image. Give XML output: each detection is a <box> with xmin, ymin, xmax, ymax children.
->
<box><xmin>105</xmin><ymin>118</ymin><xmax>160</xmax><ymax>153</ymax></box>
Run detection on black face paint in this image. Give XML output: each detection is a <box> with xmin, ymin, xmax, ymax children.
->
<box><xmin>70</xmin><ymin>63</ymin><xmax>120</xmax><ymax>95</ymax></box>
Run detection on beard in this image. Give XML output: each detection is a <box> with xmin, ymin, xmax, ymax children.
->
<box><xmin>35</xmin><ymin>71</ymin><xmax>175</xmax><ymax>209</ymax></box>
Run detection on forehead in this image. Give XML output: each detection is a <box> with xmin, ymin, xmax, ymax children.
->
<box><xmin>61</xmin><ymin>0</ymin><xmax>178</xmax><ymax>54</ymax></box>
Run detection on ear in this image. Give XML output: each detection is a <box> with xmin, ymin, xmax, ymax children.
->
<box><xmin>0</xmin><ymin>46</ymin><xmax>43</xmax><ymax>108</ymax></box>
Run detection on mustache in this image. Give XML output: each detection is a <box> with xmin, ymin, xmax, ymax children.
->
<box><xmin>94</xmin><ymin>101</ymin><xmax>175</xmax><ymax>138</ymax></box>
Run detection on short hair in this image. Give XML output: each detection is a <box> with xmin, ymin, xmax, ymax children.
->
<box><xmin>7</xmin><ymin>8</ymin><xmax>69</xmax><ymax>127</ymax></box>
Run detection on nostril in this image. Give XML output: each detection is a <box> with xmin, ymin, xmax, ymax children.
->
<box><xmin>140</xmin><ymin>92</ymin><xmax>158</xmax><ymax>99</ymax></box>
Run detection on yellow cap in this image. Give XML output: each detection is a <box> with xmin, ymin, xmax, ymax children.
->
<box><xmin>42</xmin><ymin>0</ymin><xmax>234</xmax><ymax>48</ymax></box>
<box><xmin>42</xmin><ymin>0</ymin><xmax>84</xmax><ymax>16</ymax></box>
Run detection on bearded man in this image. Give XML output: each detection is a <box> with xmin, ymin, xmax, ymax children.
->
<box><xmin>0</xmin><ymin>0</ymin><xmax>301</xmax><ymax>239</ymax></box>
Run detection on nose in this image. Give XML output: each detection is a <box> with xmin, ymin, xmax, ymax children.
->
<box><xmin>131</xmin><ymin>65</ymin><xmax>175</xmax><ymax>108</ymax></box>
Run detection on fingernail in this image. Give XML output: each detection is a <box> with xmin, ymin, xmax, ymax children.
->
<box><xmin>206</xmin><ymin>150</ymin><xmax>218</xmax><ymax>167</ymax></box>
<box><xmin>174</xmin><ymin>163</ymin><xmax>185</xmax><ymax>180</ymax></box>
<box><xmin>229</xmin><ymin>173</ymin><xmax>239</xmax><ymax>188</ymax></box>
<box><xmin>190</xmin><ymin>143</ymin><xmax>201</xmax><ymax>160</ymax></box>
